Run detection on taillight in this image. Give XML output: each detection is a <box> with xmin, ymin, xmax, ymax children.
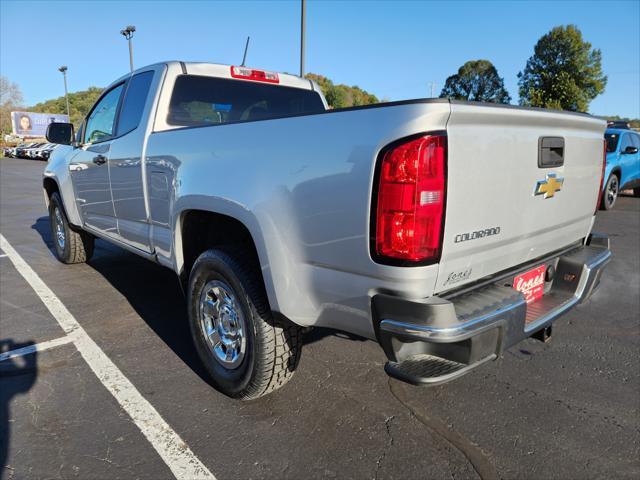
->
<box><xmin>595</xmin><ymin>139</ymin><xmax>606</xmax><ymax>213</ymax></box>
<box><xmin>230</xmin><ymin>66</ymin><xmax>279</xmax><ymax>83</ymax></box>
<box><xmin>374</xmin><ymin>134</ymin><xmax>447</xmax><ymax>264</ymax></box>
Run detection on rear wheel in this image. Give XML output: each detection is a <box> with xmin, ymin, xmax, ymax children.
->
<box><xmin>601</xmin><ymin>174</ymin><xmax>619</xmax><ymax>210</ymax></box>
<box><xmin>48</xmin><ymin>192</ymin><xmax>94</xmax><ymax>264</ymax></box>
<box><xmin>187</xmin><ymin>248</ymin><xmax>302</xmax><ymax>399</ymax></box>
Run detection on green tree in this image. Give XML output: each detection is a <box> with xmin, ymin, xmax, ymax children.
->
<box><xmin>305</xmin><ymin>73</ymin><xmax>378</xmax><ymax>108</ymax></box>
<box><xmin>30</xmin><ymin>86</ymin><xmax>103</xmax><ymax>128</ymax></box>
<box><xmin>518</xmin><ymin>25</ymin><xmax>607</xmax><ymax>112</ymax></box>
<box><xmin>1</xmin><ymin>76</ymin><xmax>24</xmax><ymax>138</ymax></box>
<box><xmin>439</xmin><ymin>60</ymin><xmax>511</xmax><ymax>104</ymax></box>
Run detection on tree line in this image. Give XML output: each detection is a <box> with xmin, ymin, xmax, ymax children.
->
<box><xmin>440</xmin><ymin>25</ymin><xmax>608</xmax><ymax>112</ymax></box>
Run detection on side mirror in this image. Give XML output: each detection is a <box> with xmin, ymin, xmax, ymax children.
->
<box><xmin>623</xmin><ymin>146</ymin><xmax>639</xmax><ymax>155</ymax></box>
<box><xmin>46</xmin><ymin>122</ymin><xmax>75</xmax><ymax>145</ymax></box>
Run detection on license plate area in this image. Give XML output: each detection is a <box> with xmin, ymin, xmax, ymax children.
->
<box><xmin>513</xmin><ymin>265</ymin><xmax>546</xmax><ymax>304</ymax></box>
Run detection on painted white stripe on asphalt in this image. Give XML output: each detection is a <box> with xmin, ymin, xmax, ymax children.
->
<box><xmin>0</xmin><ymin>234</ymin><xmax>215</xmax><ymax>480</ymax></box>
<box><xmin>0</xmin><ymin>335</ymin><xmax>74</xmax><ymax>362</ymax></box>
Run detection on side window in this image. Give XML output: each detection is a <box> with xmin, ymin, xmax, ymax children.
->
<box><xmin>631</xmin><ymin>134</ymin><xmax>640</xmax><ymax>149</ymax></box>
<box><xmin>117</xmin><ymin>71</ymin><xmax>154</xmax><ymax>136</ymax></box>
<box><xmin>84</xmin><ymin>84</ymin><xmax>124</xmax><ymax>144</ymax></box>
<box><xmin>620</xmin><ymin>133</ymin><xmax>634</xmax><ymax>152</ymax></box>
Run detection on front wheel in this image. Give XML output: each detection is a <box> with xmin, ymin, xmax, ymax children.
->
<box><xmin>601</xmin><ymin>174</ymin><xmax>619</xmax><ymax>210</ymax></box>
<box><xmin>187</xmin><ymin>249</ymin><xmax>302</xmax><ymax>400</ymax></box>
<box><xmin>633</xmin><ymin>187</ymin><xmax>640</xmax><ymax>198</ymax></box>
<box><xmin>48</xmin><ymin>192</ymin><xmax>94</xmax><ymax>264</ymax></box>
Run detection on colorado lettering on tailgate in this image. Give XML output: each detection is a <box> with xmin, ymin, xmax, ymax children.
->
<box><xmin>454</xmin><ymin>226</ymin><xmax>501</xmax><ymax>243</ymax></box>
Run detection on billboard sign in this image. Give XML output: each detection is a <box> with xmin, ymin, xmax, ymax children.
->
<box><xmin>11</xmin><ymin>111</ymin><xmax>70</xmax><ymax>138</ymax></box>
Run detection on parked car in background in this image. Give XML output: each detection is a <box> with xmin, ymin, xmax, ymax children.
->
<box><xmin>3</xmin><ymin>143</ymin><xmax>51</xmax><ymax>159</ymax></box>
<box><xmin>37</xmin><ymin>144</ymin><xmax>58</xmax><ymax>160</ymax></box>
<box><xmin>13</xmin><ymin>143</ymin><xmax>34</xmax><ymax>158</ymax></box>
<box><xmin>29</xmin><ymin>143</ymin><xmax>51</xmax><ymax>159</ymax></box>
<box><xmin>7</xmin><ymin>143</ymin><xmax>30</xmax><ymax>157</ymax></box>
<box><xmin>26</xmin><ymin>145</ymin><xmax>41</xmax><ymax>159</ymax></box>
<box><xmin>601</xmin><ymin>128</ymin><xmax>640</xmax><ymax>209</ymax></box>
<box><xmin>15</xmin><ymin>143</ymin><xmax>43</xmax><ymax>158</ymax></box>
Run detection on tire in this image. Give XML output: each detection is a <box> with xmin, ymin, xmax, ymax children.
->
<box><xmin>187</xmin><ymin>248</ymin><xmax>302</xmax><ymax>400</ymax></box>
<box><xmin>48</xmin><ymin>192</ymin><xmax>94</xmax><ymax>264</ymax></box>
<box><xmin>634</xmin><ymin>187</ymin><xmax>640</xmax><ymax>198</ymax></box>
<box><xmin>601</xmin><ymin>173</ymin><xmax>619</xmax><ymax>210</ymax></box>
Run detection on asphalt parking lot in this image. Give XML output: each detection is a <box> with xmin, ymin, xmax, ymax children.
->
<box><xmin>1</xmin><ymin>156</ymin><xmax>639</xmax><ymax>480</ymax></box>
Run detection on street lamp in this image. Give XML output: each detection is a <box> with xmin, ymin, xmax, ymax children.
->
<box><xmin>58</xmin><ymin>66</ymin><xmax>70</xmax><ymax>116</ymax></box>
<box><xmin>120</xmin><ymin>25</ymin><xmax>136</xmax><ymax>72</ymax></box>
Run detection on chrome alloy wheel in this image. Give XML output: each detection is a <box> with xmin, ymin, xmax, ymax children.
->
<box><xmin>54</xmin><ymin>207</ymin><xmax>65</xmax><ymax>249</ymax></box>
<box><xmin>199</xmin><ymin>280</ymin><xmax>247</xmax><ymax>369</ymax></box>
<box><xmin>607</xmin><ymin>175</ymin><xmax>619</xmax><ymax>207</ymax></box>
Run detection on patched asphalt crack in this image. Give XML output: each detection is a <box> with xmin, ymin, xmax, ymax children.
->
<box><xmin>374</xmin><ymin>415</ymin><xmax>395</xmax><ymax>479</ymax></box>
<box><xmin>388</xmin><ymin>378</ymin><xmax>499</xmax><ymax>480</ymax></box>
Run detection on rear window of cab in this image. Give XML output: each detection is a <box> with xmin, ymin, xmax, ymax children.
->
<box><xmin>167</xmin><ymin>75</ymin><xmax>325</xmax><ymax>127</ymax></box>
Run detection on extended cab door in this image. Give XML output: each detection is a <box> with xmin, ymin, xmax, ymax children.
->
<box><xmin>107</xmin><ymin>70</ymin><xmax>156</xmax><ymax>252</ymax></box>
<box><xmin>70</xmin><ymin>83</ymin><xmax>125</xmax><ymax>236</ymax></box>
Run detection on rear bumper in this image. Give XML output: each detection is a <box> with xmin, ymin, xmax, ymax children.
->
<box><xmin>372</xmin><ymin>233</ymin><xmax>611</xmax><ymax>385</ymax></box>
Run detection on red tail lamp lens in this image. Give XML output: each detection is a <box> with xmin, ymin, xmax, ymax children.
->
<box><xmin>375</xmin><ymin>135</ymin><xmax>446</xmax><ymax>263</ymax></box>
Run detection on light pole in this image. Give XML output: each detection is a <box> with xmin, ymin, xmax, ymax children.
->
<box><xmin>58</xmin><ymin>66</ymin><xmax>70</xmax><ymax>116</ymax></box>
<box><xmin>120</xmin><ymin>25</ymin><xmax>136</xmax><ymax>72</ymax></box>
<box><xmin>300</xmin><ymin>0</ymin><xmax>306</xmax><ymax>77</ymax></box>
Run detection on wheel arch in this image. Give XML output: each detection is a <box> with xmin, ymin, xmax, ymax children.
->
<box><xmin>609</xmin><ymin>165</ymin><xmax>622</xmax><ymax>182</ymax></box>
<box><xmin>174</xmin><ymin>207</ymin><xmax>279</xmax><ymax>312</ymax></box>
<box><xmin>42</xmin><ymin>176</ymin><xmax>60</xmax><ymax>208</ymax></box>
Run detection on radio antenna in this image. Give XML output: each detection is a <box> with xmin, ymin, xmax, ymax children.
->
<box><xmin>241</xmin><ymin>36</ymin><xmax>250</xmax><ymax>66</ymax></box>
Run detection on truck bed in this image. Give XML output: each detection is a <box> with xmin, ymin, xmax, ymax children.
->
<box><xmin>145</xmin><ymin>97</ymin><xmax>605</xmax><ymax>338</ymax></box>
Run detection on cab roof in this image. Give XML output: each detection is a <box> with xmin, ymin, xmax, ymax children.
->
<box><xmin>110</xmin><ymin>61</ymin><xmax>317</xmax><ymax>92</ymax></box>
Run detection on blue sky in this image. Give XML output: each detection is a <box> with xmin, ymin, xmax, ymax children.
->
<box><xmin>1</xmin><ymin>0</ymin><xmax>638</xmax><ymax>117</ymax></box>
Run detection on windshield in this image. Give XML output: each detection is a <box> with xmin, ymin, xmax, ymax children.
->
<box><xmin>605</xmin><ymin>133</ymin><xmax>619</xmax><ymax>153</ymax></box>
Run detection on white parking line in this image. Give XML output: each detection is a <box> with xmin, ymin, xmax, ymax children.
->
<box><xmin>0</xmin><ymin>234</ymin><xmax>216</xmax><ymax>480</ymax></box>
<box><xmin>0</xmin><ymin>335</ymin><xmax>74</xmax><ymax>362</ymax></box>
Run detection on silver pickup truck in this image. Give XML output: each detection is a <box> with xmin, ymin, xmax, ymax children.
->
<box><xmin>43</xmin><ymin>61</ymin><xmax>611</xmax><ymax>400</ymax></box>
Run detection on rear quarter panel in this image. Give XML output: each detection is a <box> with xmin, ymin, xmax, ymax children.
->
<box><xmin>145</xmin><ymin>101</ymin><xmax>450</xmax><ymax>338</ymax></box>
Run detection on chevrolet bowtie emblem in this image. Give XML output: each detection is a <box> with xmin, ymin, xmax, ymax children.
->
<box><xmin>534</xmin><ymin>173</ymin><xmax>564</xmax><ymax>199</ymax></box>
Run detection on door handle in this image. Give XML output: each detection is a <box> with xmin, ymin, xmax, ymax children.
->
<box><xmin>93</xmin><ymin>155</ymin><xmax>107</xmax><ymax>165</ymax></box>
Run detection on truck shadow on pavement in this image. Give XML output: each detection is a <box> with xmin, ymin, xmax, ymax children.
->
<box><xmin>31</xmin><ymin>216</ymin><xmax>215</xmax><ymax>385</ymax></box>
<box><xmin>31</xmin><ymin>216</ymin><xmax>366</xmax><ymax>387</ymax></box>
<box><xmin>0</xmin><ymin>341</ymin><xmax>38</xmax><ymax>480</ymax></box>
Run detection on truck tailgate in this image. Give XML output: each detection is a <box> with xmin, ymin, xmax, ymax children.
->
<box><xmin>435</xmin><ymin>103</ymin><xmax>606</xmax><ymax>294</ymax></box>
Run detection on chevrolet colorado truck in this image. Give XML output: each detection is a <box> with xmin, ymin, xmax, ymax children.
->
<box><xmin>43</xmin><ymin>61</ymin><xmax>611</xmax><ymax>399</ymax></box>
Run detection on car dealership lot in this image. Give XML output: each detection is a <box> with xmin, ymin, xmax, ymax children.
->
<box><xmin>1</xmin><ymin>157</ymin><xmax>639</xmax><ymax>479</ymax></box>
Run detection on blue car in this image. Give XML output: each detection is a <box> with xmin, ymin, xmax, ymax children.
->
<box><xmin>601</xmin><ymin>128</ymin><xmax>640</xmax><ymax>209</ymax></box>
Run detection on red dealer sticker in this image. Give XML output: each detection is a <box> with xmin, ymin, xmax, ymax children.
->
<box><xmin>513</xmin><ymin>265</ymin><xmax>546</xmax><ymax>304</ymax></box>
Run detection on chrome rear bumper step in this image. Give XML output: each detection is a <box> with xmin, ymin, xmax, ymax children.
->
<box><xmin>385</xmin><ymin>353</ymin><xmax>496</xmax><ymax>386</ymax></box>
